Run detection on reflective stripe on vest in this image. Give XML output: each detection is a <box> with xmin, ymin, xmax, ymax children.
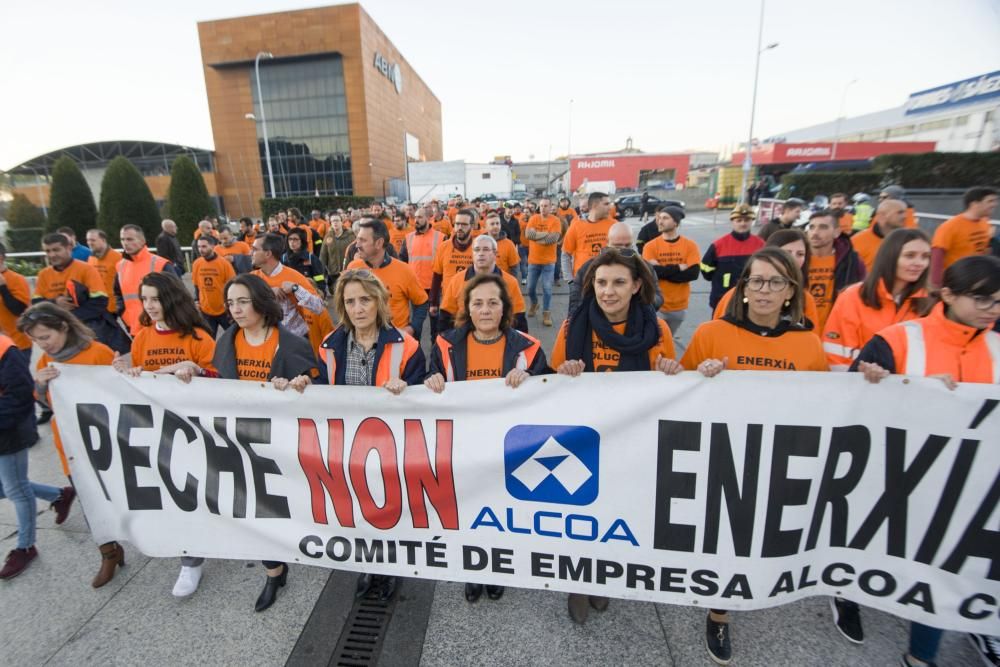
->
<box><xmin>987</xmin><ymin>333</ymin><xmax>1000</xmax><ymax>384</ymax></box>
<box><xmin>325</xmin><ymin>348</ymin><xmax>337</xmax><ymax>384</ymax></box>
<box><xmin>387</xmin><ymin>339</ymin><xmax>404</xmax><ymax>381</ymax></box>
<box><xmin>901</xmin><ymin>321</ymin><xmax>927</xmax><ymax>376</ymax></box>
<box><xmin>516</xmin><ymin>350</ymin><xmax>528</xmax><ymax>371</ymax></box>
<box><xmin>406</xmin><ymin>231</ymin><xmax>441</xmax><ymax>261</ymax></box>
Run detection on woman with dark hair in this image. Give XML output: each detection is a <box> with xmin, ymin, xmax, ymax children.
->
<box><xmin>425</xmin><ymin>273</ymin><xmax>548</xmax><ymax>603</ymax></box>
<box><xmin>713</xmin><ymin>228</ymin><xmax>820</xmax><ymax>328</ymax></box>
<box><xmin>681</xmin><ymin>246</ymin><xmax>828</xmax><ymax>665</ymax></box>
<box><xmin>317</xmin><ymin>268</ymin><xmax>425</xmax><ymax>602</ymax></box>
<box><xmin>823</xmin><ymin>228</ymin><xmax>932</xmax><ymax>371</ymax></box>
<box><xmin>113</xmin><ymin>271</ymin><xmax>217</xmax><ymax>598</ymax></box>
<box><xmin>282</xmin><ymin>227</ymin><xmax>326</xmax><ymax>295</ymax></box>
<box><xmin>212</xmin><ymin>273</ymin><xmax>322</xmax><ymax>612</ymax></box>
<box><xmin>550</xmin><ymin>248</ymin><xmax>680</xmax><ymax>624</ymax></box>
<box><xmin>852</xmin><ymin>254</ymin><xmax>1000</xmax><ymax>667</ymax></box>
<box><xmin>16</xmin><ymin>303</ymin><xmax>118</xmax><ymax>587</ymax></box>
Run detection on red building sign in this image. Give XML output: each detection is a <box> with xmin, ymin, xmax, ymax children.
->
<box><xmin>731</xmin><ymin>141</ymin><xmax>936</xmax><ymax>166</ymax></box>
<box><xmin>569</xmin><ymin>153</ymin><xmax>691</xmax><ymax>191</ymax></box>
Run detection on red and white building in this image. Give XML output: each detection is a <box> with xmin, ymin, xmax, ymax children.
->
<box><xmin>569</xmin><ymin>152</ymin><xmax>693</xmax><ymax>192</ymax></box>
<box><xmin>730</xmin><ymin>141</ymin><xmax>935</xmax><ymax>167</ymax></box>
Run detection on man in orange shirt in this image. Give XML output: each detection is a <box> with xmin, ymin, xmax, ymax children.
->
<box><xmin>309</xmin><ymin>210</ymin><xmax>328</xmax><ymax>244</ymax></box>
<box><xmin>524</xmin><ymin>198</ymin><xmax>562</xmax><ymax>326</ymax></box>
<box><xmin>930</xmin><ymin>185</ymin><xmax>997</xmax><ymax>288</ymax></box>
<box><xmin>873</xmin><ymin>185</ymin><xmax>918</xmax><ymax>230</ymax></box>
<box><xmin>429</xmin><ymin>205</ymin><xmax>453</xmax><ymax>239</ymax></box>
<box><xmin>388</xmin><ymin>213</ymin><xmax>413</xmax><ymax>254</ymax></box>
<box><xmin>483</xmin><ymin>214</ymin><xmax>520</xmax><ymax>278</ymax></box>
<box><xmin>428</xmin><ymin>210</ymin><xmax>475</xmax><ymax>327</ymax></box>
<box><xmin>86</xmin><ymin>229</ymin><xmax>122</xmax><ymax>315</ymax></box>
<box><xmin>439</xmin><ymin>234</ymin><xmax>527</xmax><ymax>333</ymax></box>
<box><xmin>805</xmin><ymin>211</ymin><xmax>865</xmax><ymax>331</ymax></box>
<box><xmin>0</xmin><ymin>242</ymin><xmax>33</xmax><ymax>361</ymax></box>
<box><xmin>192</xmin><ymin>219</ymin><xmax>220</xmax><ymax>242</ymax></box>
<box><xmin>829</xmin><ymin>192</ymin><xmax>855</xmax><ymax>235</ymax></box>
<box><xmin>346</xmin><ymin>219</ymin><xmax>428</xmax><ymax>336</ymax></box>
<box><xmin>216</xmin><ymin>227</ymin><xmax>252</xmax><ymax>273</ymax></box>
<box><xmin>561</xmin><ymin>192</ymin><xmax>615</xmax><ymax>281</ymax></box>
<box><xmin>192</xmin><ymin>235</ymin><xmax>237</xmax><ymax>334</ymax></box>
<box><xmin>851</xmin><ymin>199</ymin><xmax>907</xmax><ymax>272</ymax></box>
<box><xmin>642</xmin><ymin>205</ymin><xmax>701</xmax><ymax>336</ymax></box>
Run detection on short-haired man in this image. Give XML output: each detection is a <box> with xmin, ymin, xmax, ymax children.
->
<box><xmin>930</xmin><ymin>186</ymin><xmax>998</xmax><ymax>288</ymax></box>
<box><xmin>346</xmin><ymin>219</ymin><xmax>429</xmax><ymax>338</ymax></box>
<box><xmin>56</xmin><ymin>227</ymin><xmax>91</xmax><ymax>261</ymax></box>
<box><xmin>851</xmin><ymin>199</ymin><xmax>907</xmax><ymax>272</ymax></box>
<box><xmin>484</xmin><ymin>214</ymin><xmax>520</xmax><ymax>278</ymax></box>
<box><xmin>86</xmin><ymin>229</ymin><xmax>122</xmax><ymax>315</ymax></box>
<box><xmin>524</xmin><ymin>198</ymin><xmax>562</xmax><ymax>326</ymax></box>
<box><xmin>804</xmin><ymin>210</ymin><xmax>865</xmax><ymax>330</ymax></box>
<box><xmin>388</xmin><ymin>213</ymin><xmax>412</xmax><ymax>255</ymax></box>
<box><xmin>828</xmin><ymin>192</ymin><xmax>854</xmax><ymax>235</ymax></box>
<box><xmin>758</xmin><ymin>198</ymin><xmax>805</xmax><ymax>240</ymax></box>
<box><xmin>872</xmin><ymin>185</ymin><xmax>917</xmax><ymax>230</ymax></box>
<box><xmin>251</xmin><ymin>233</ymin><xmax>333</xmax><ymax>353</ymax></box>
<box><xmin>216</xmin><ymin>227</ymin><xmax>252</xmax><ymax>266</ymax></box>
<box><xmin>561</xmin><ymin>192</ymin><xmax>614</xmax><ymax>285</ymax></box>
<box><xmin>701</xmin><ymin>205</ymin><xmax>765</xmax><ymax>308</ymax></box>
<box><xmin>428</xmin><ymin>210</ymin><xmax>476</xmax><ymax>327</ymax></box>
<box><xmin>192</xmin><ymin>219</ymin><xmax>220</xmax><ymax>242</ymax></box>
<box><xmin>438</xmin><ymin>234</ymin><xmax>527</xmax><ymax>332</ymax></box>
<box><xmin>238</xmin><ymin>217</ymin><xmax>258</xmax><ymax>245</ymax></box>
<box><xmin>155</xmin><ymin>219</ymin><xmax>186</xmax><ymax>272</ymax></box>
<box><xmin>401</xmin><ymin>207</ymin><xmax>443</xmax><ymax>339</ymax></box>
<box><xmin>192</xmin><ymin>235</ymin><xmax>236</xmax><ymax>335</ymax></box>
<box><xmin>642</xmin><ymin>205</ymin><xmax>701</xmax><ymax>337</ymax></box>
<box><xmin>115</xmin><ymin>224</ymin><xmax>174</xmax><ymax>335</ymax></box>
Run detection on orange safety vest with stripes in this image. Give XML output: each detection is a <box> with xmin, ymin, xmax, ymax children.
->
<box><xmin>876</xmin><ymin>303</ymin><xmax>1000</xmax><ymax>383</ymax></box>
<box><xmin>117</xmin><ymin>246</ymin><xmax>170</xmax><ymax>334</ymax></box>
<box><xmin>405</xmin><ymin>228</ymin><xmax>444</xmax><ymax>290</ymax></box>
<box><xmin>433</xmin><ymin>330</ymin><xmax>542</xmax><ymax>382</ymax></box>
<box><xmin>319</xmin><ymin>328</ymin><xmax>421</xmax><ymax>386</ymax></box>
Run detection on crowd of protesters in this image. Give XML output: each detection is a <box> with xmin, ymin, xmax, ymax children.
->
<box><xmin>0</xmin><ymin>185</ymin><xmax>997</xmax><ymax>666</ymax></box>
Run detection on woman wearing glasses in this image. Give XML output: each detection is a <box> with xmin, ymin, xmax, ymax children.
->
<box><xmin>424</xmin><ymin>273</ymin><xmax>549</xmax><ymax>603</ymax></box>
<box><xmin>16</xmin><ymin>303</ymin><xmax>118</xmax><ymax>587</ymax></box>
<box><xmin>851</xmin><ymin>254</ymin><xmax>1000</xmax><ymax>667</ymax></box>
<box><xmin>113</xmin><ymin>271</ymin><xmax>217</xmax><ymax>598</ymax></box>
<box><xmin>213</xmin><ymin>273</ymin><xmax>322</xmax><ymax>612</ymax></box>
<box><xmin>317</xmin><ymin>268</ymin><xmax>425</xmax><ymax>602</ymax></box>
<box><xmin>681</xmin><ymin>246</ymin><xmax>827</xmax><ymax>665</ymax></box>
<box><xmin>550</xmin><ymin>248</ymin><xmax>681</xmax><ymax>624</ymax></box>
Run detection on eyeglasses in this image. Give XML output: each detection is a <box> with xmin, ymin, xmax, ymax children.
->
<box><xmin>341</xmin><ymin>269</ymin><xmax>374</xmax><ymax>279</ymax></box>
<box><xmin>966</xmin><ymin>294</ymin><xmax>1000</xmax><ymax>311</ymax></box>
<box><xmin>600</xmin><ymin>246</ymin><xmax>637</xmax><ymax>258</ymax></box>
<box><xmin>745</xmin><ymin>276</ymin><xmax>792</xmax><ymax>292</ymax></box>
<box><xmin>225</xmin><ymin>298</ymin><xmax>253</xmax><ymax>308</ymax></box>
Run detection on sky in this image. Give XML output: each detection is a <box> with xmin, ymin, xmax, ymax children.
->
<box><xmin>2</xmin><ymin>0</ymin><xmax>999</xmax><ymax>170</ymax></box>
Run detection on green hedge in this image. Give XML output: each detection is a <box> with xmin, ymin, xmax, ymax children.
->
<box><xmin>777</xmin><ymin>171</ymin><xmax>884</xmax><ymax>200</ymax></box>
<box><xmin>6</xmin><ymin>227</ymin><xmax>45</xmax><ymax>253</ymax></box>
<box><xmin>47</xmin><ymin>156</ymin><xmax>98</xmax><ymax>238</ymax></box>
<box><xmin>260</xmin><ymin>195</ymin><xmax>375</xmax><ymax>219</ymax></box>
<box><xmin>872</xmin><ymin>152</ymin><xmax>1000</xmax><ymax>189</ymax></box>
<box><xmin>165</xmin><ymin>156</ymin><xmax>217</xmax><ymax>245</ymax></box>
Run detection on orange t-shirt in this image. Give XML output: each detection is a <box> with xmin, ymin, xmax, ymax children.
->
<box><xmin>440</xmin><ymin>269</ymin><xmax>526</xmax><ymax>317</ymax></box>
<box><xmin>563</xmin><ymin>217</ymin><xmax>616</xmax><ymax>274</ymax></box>
<box><xmin>432</xmin><ymin>240</ymin><xmax>474</xmax><ymax>285</ymax></box>
<box><xmin>130</xmin><ymin>326</ymin><xmax>217</xmax><ymax>372</ymax></box>
<box><xmin>641</xmin><ymin>235</ymin><xmax>702</xmax><ymax>312</ymax></box>
<box><xmin>931</xmin><ymin>214</ymin><xmax>993</xmax><ymax>270</ymax></box>
<box><xmin>39</xmin><ymin>341</ymin><xmax>115</xmax><ymax>476</ymax></box>
<box><xmin>525</xmin><ymin>214</ymin><xmax>562</xmax><ymax>265</ymax></box>
<box><xmin>389</xmin><ymin>224</ymin><xmax>413</xmax><ymax>254</ymax></box>
<box><xmin>345</xmin><ymin>257</ymin><xmax>428</xmax><ymax>328</ymax></box>
<box><xmin>681</xmin><ymin>319</ymin><xmax>829</xmax><ymax>372</ymax></box>
<box><xmin>193</xmin><ymin>229</ymin><xmax>221</xmax><ymax>241</ymax></box>
<box><xmin>0</xmin><ymin>268</ymin><xmax>32</xmax><ymax>349</ymax></box>
<box><xmin>216</xmin><ymin>241</ymin><xmax>251</xmax><ymax>258</ymax></box>
<box><xmin>550</xmin><ymin>319</ymin><xmax>675</xmax><ymax>372</ymax></box>
<box><xmin>465</xmin><ymin>336</ymin><xmax>506</xmax><ymax>381</ymax></box>
<box><xmin>252</xmin><ymin>265</ymin><xmax>334</xmax><ymax>352</ymax></box>
<box><xmin>838</xmin><ymin>211</ymin><xmax>856</xmax><ymax>235</ymax></box>
<box><xmin>233</xmin><ymin>328</ymin><xmax>278</xmax><ymax>381</ymax></box>
<box><xmin>432</xmin><ymin>217</ymin><xmax>453</xmax><ymax>238</ymax></box>
<box><xmin>88</xmin><ymin>249</ymin><xmax>123</xmax><ymax>314</ymax></box>
<box><xmin>310</xmin><ymin>219</ymin><xmax>329</xmax><ymax>239</ymax></box>
<box><xmin>496</xmin><ymin>238</ymin><xmax>520</xmax><ymax>274</ymax></box>
<box><xmin>850</xmin><ymin>227</ymin><xmax>883</xmax><ymax>273</ymax></box>
<box><xmin>192</xmin><ymin>254</ymin><xmax>236</xmax><ymax>316</ymax></box>
<box><xmin>33</xmin><ymin>260</ymin><xmax>107</xmax><ymax>303</ymax></box>
<box><xmin>807</xmin><ymin>255</ymin><xmax>837</xmax><ymax>331</ymax></box>
<box><xmin>713</xmin><ymin>286</ymin><xmax>821</xmax><ymax>333</ymax></box>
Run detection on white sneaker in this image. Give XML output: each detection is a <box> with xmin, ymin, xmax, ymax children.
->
<box><xmin>172</xmin><ymin>565</ymin><xmax>202</xmax><ymax>597</ymax></box>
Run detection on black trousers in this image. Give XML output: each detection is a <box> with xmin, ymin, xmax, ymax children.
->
<box><xmin>202</xmin><ymin>312</ymin><xmax>231</xmax><ymax>337</ymax></box>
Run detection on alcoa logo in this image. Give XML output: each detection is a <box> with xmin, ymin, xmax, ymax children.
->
<box><xmin>504</xmin><ymin>425</ymin><xmax>600</xmax><ymax>505</ymax></box>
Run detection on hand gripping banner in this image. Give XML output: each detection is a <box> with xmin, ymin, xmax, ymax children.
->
<box><xmin>51</xmin><ymin>366</ymin><xmax>1000</xmax><ymax>633</ymax></box>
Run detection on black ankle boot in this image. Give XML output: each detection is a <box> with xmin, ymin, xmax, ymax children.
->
<box><xmin>465</xmin><ymin>583</ymin><xmax>484</xmax><ymax>602</ymax></box>
<box><xmin>486</xmin><ymin>585</ymin><xmax>505</xmax><ymax>600</ymax></box>
<box><xmin>379</xmin><ymin>576</ymin><xmax>398</xmax><ymax>602</ymax></box>
<box><xmin>255</xmin><ymin>565</ymin><xmax>287</xmax><ymax>612</ymax></box>
<box><xmin>356</xmin><ymin>573</ymin><xmax>373</xmax><ymax>599</ymax></box>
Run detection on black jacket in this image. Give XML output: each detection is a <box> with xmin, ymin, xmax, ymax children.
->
<box><xmin>319</xmin><ymin>326</ymin><xmax>425</xmax><ymax>386</ymax></box>
<box><xmin>0</xmin><ymin>344</ymin><xmax>38</xmax><ymax>455</ymax></box>
<box><xmin>430</xmin><ymin>325</ymin><xmax>549</xmax><ymax>380</ymax></box>
<box><xmin>155</xmin><ymin>232</ymin><xmax>185</xmax><ymax>269</ymax></box>
<box><xmin>213</xmin><ymin>324</ymin><xmax>325</xmax><ymax>384</ymax></box>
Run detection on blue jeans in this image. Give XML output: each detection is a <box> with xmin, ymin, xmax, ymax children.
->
<box><xmin>553</xmin><ymin>243</ymin><xmax>563</xmax><ymax>281</ymax></box>
<box><xmin>908</xmin><ymin>622</ymin><xmax>943</xmax><ymax>663</ymax></box>
<box><xmin>527</xmin><ymin>263</ymin><xmax>555</xmax><ymax>311</ymax></box>
<box><xmin>0</xmin><ymin>448</ymin><xmax>61</xmax><ymax>550</ymax></box>
<box><xmin>518</xmin><ymin>245</ymin><xmax>529</xmax><ymax>279</ymax></box>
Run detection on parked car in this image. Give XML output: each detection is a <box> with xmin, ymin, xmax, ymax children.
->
<box><xmin>614</xmin><ymin>195</ymin><xmax>686</xmax><ymax>219</ymax></box>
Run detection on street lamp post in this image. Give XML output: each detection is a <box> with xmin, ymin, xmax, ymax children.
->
<box><xmin>253</xmin><ymin>51</ymin><xmax>277</xmax><ymax>198</ymax></box>
<box><xmin>24</xmin><ymin>165</ymin><xmax>47</xmax><ymax>218</ymax></box>
<box><xmin>568</xmin><ymin>99</ymin><xmax>574</xmax><ymax>159</ymax></box>
<box><xmin>831</xmin><ymin>78</ymin><xmax>859</xmax><ymax>162</ymax></box>
<box><xmin>739</xmin><ymin>0</ymin><xmax>778</xmax><ymax>206</ymax></box>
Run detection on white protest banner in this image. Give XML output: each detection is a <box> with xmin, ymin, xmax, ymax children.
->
<box><xmin>50</xmin><ymin>366</ymin><xmax>999</xmax><ymax>633</ymax></box>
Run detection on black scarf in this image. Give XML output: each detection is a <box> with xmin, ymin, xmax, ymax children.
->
<box><xmin>566</xmin><ymin>297</ymin><xmax>660</xmax><ymax>372</ymax></box>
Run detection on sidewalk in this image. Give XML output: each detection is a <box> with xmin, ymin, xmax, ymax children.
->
<box><xmin>0</xmin><ymin>223</ymin><xmax>983</xmax><ymax>666</ymax></box>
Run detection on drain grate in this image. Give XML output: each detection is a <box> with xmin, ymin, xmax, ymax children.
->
<box><xmin>329</xmin><ymin>590</ymin><xmax>398</xmax><ymax>666</ymax></box>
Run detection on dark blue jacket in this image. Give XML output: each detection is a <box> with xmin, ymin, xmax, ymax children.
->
<box><xmin>0</xmin><ymin>343</ymin><xmax>39</xmax><ymax>455</ymax></box>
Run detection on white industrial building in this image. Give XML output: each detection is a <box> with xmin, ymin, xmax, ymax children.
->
<box><xmin>407</xmin><ymin>160</ymin><xmax>513</xmax><ymax>202</ymax></box>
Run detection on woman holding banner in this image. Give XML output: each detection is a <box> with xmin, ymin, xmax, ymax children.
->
<box><xmin>823</xmin><ymin>228</ymin><xmax>932</xmax><ymax>371</ymax></box>
<box><xmin>213</xmin><ymin>274</ymin><xmax>322</xmax><ymax>613</ymax></box>
<box><xmin>113</xmin><ymin>271</ymin><xmax>217</xmax><ymax>599</ymax></box>
<box><xmin>681</xmin><ymin>247</ymin><xmax>828</xmax><ymax>665</ymax></box>
<box><xmin>318</xmin><ymin>268</ymin><xmax>425</xmax><ymax>602</ymax></box>
<box><xmin>424</xmin><ymin>272</ymin><xmax>548</xmax><ymax>603</ymax></box>
<box><xmin>550</xmin><ymin>248</ymin><xmax>681</xmax><ymax>624</ymax></box>
<box><xmin>852</xmin><ymin>254</ymin><xmax>1000</xmax><ymax>667</ymax></box>
<box><xmin>17</xmin><ymin>303</ymin><xmax>120</xmax><ymax>588</ymax></box>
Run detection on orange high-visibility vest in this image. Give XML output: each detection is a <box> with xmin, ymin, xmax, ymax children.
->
<box><xmin>320</xmin><ymin>328</ymin><xmax>421</xmax><ymax>386</ymax></box>
<box><xmin>117</xmin><ymin>247</ymin><xmax>169</xmax><ymax>334</ymax></box>
<box><xmin>405</xmin><ymin>228</ymin><xmax>444</xmax><ymax>290</ymax></box>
